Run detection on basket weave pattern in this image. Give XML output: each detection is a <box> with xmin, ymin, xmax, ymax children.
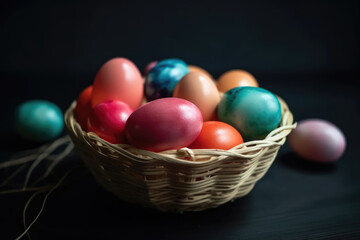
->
<box><xmin>65</xmin><ymin>97</ymin><xmax>295</xmax><ymax>212</ymax></box>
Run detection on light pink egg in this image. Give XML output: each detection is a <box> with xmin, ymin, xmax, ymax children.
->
<box><xmin>91</xmin><ymin>58</ymin><xmax>144</xmax><ymax>110</ymax></box>
<box><xmin>288</xmin><ymin>119</ymin><xmax>346</xmax><ymax>163</ymax></box>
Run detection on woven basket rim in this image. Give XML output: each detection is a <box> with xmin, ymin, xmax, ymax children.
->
<box><xmin>64</xmin><ymin>96</ymin><xmax>296</xmax><ymax>165</ymax></box>
<box><xmin>64</xmin><ymin>95</ymin><xmax>296</xmax><ymax>212</ymax></box>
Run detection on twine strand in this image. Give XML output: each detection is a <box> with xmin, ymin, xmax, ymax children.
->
<box><xmin>0</xmin><ymin>135</ymin><xmax>76</xmax><ymax>239</ymax></box>
<box><xmin>22</xmin><ymin>135</ymin><xmax>71</xmax><ymax>189</ymax></box>
<box><xmin>16</xmin><ymin>167</ymin><xmax>77</xmax><ymax>240</ymax></box>
<box><xmin>31</xmin><ymin>140</ymin><xmax>74</xmax><ymax>187</ymax></box>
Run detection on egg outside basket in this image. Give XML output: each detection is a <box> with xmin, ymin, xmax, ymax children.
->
<box><xmin>65</xmin><ymin>97</ymin><xmax>296</xmax><ymax>213</ymax></box>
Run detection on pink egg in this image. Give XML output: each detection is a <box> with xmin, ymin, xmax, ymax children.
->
<box><xmin>92</xmin><ymin>58</ymin><xmax>144</xmax><ymax>110</ymax></box>
<box><xmin>125</xmin><ymin>97</ymin><xmax>203</xmax><ymax>152</ymax></box>
<box><xmin>288</xmin><ymin>119</ymin><xmax>346</xmax><ymax>162</ymax></box>
<box><xmin>143</xmin><ymin>61</ymin><xmax>158</xmax><ymax>76</ymax></box>
<box><xmin>88</xmin><ymin>100</ymin><xmax>133</xmax><ymax>144</ymax></box>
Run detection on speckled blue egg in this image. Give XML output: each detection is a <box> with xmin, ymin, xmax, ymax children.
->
<box><xmin>15</xmin><ymin>100</ymin><xmax>64</xmax><ymax>142</ymax></box>
<box><xmin>217</xmin><ymin>87</ymin><xmax>282</xmax><ymax>141</ymax></box>
<box><xmin>144</xmin><ymin>58</ymin><xmax>189</xmax><ymax>101</ymax></box>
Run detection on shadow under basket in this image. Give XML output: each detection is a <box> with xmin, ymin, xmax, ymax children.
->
<box><xmin>65</xmin><ymin>97</ymin><xmax>296</xmax><ymax>213</ymax></box>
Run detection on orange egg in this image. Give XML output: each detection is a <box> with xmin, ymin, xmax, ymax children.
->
<box><xmin>173</xmin><ymin>72</ymin><xmax>220</xmax><ymax>121</ymax></box>
<box><xmin>189</xmin><ymin>121</ymin><xmax>244</xmax><ymax>150</ymax></box>
<box><xmin>188</xmin><ymin>65</ymin><xmax>213</xmax><ymax>80</ymax></box>
<box><xmin>217</xmin><ymin>70</ymin><xmax>258</xmax><ymax>93</ymax></box>
<box><xmin>75</xmin><ymin>85</ymin><xmax>93</xmax><ymax>131</ymax></box>
<box><xmin>91</xmin><ymin>58</ymin><xmax>144</xmax><ymax>110</ymax></box>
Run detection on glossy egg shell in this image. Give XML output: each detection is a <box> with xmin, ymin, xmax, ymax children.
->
<box><xmin>188</xmin><ymin>65</ymin><xmax>213</xmax><ymax>80</ymax></box>
<box><xmin>288</xmin><ymin>119</ymin><xmax>346</xmax><ymax>162</ymax></box>
<box><xmin>125</xmin><ymin>97</ymin><xmax>203</xmax><ymax>152</ymax></box>
<box><xmin>144</xmin><ymin>59</ymin><xmax>189</xmax><ymax>101</ymax></box>
<box><xmin>15</xmin><ymin>100</ymin><xmax>64</xmax><ymax>142</ymax></box>
<box><xmin>143</xmin><ymin>61</ymin><xmax>158</xmax><ymax>76</ymax></box>
<box><xmin>189</xmin><ymin>121</ymin><xmax>244</xmax><ymax>150</ymax></box>
<box><xmin>217</xmin><ymin>70</ymin><xmax>258</xmax><ymax>93</ymax></box>
<box><xmin>91</xmin><ymin>58</ymin><xmax>143</xmax><ymax>110</ymax></box>
<box><xmin>88</xmin><ymin>100</ymin><xmax>133</xmax><ymax>144</ymax></box>
<box><xmin>217</xmin><ymin>87</ymin><xmax>282</xmax><ymax>141</ymax></box>
<box><xmin>75</xmin><ymin>85</ymin><xmax>93</xmax><ymax>131</ymax></box>
<box><xmin>173</xmin><ymin>72</ymin><xmax>220</xmax><ymax>121</ymax></box>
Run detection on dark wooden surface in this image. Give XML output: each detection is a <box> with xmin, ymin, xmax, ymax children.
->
<box><xmin>1</xmin><ymin>1</ymin><xmax>359</xmax><ymax>239</ymax></box>
<box><xmin>1</xmin><ymin>73</ymin><xmax>359</xmax><ymax>240</ymax></box>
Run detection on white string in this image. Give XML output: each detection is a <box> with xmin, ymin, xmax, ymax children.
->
<box><xmin>0</xmin><ymin>164</ymin><xmax>27</xmax><ymax>187</ymax></box>
<box><xmin>16</xmin><ymin>167</ymin><xmax>78</xmax><ymax>240</ymax></box>
<box><xmin>0</xmin><ymin>135</ymin><xmax>77</xmax><ymax>239</ymax></box>
<box><xmin>31</xmin><ymin>141</ymin><xmax>74</xmax><ymax>186</ymax></box>
<box><xmin>22</xmin><ymin>136</ymin><xmax>71</xmax><ymax>189</ymax></box>
<box><xmin>0</xmin><ymin>186</ymin><xmax>52</xmax><ymax>194</ymax></box>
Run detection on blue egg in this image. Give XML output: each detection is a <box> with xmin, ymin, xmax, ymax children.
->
<box><xmin>15</xmin><ymin>100</ymin><xmax>64</xmax><ymax>142</ymax></box>
<box><xmin>217</xmin><ymin>87</ymin><xmax>282</xmax><ymax>141</ymax></box>
<box><xmin>144</xmin><ymin>58</ymin><xmax>189</xmax><ymax>101</ymax></box>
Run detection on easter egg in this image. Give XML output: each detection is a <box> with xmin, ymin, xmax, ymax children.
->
<box><xmin>88</xmin><ymin>100</ymin><xmax>133</xmax><ymax>144</ymax></box>
<box><xmin>125</xmin><ymin>98</ymin><xmax>203</xmax><ymax>152</ymax></box>
<box><xmin>75</xmin><ymin>85</ymin><xmax>93</xmax><ymax>131</ymax></box>
<box><xmin>15</xmin><ymin>100</ymin><xmax>64</xmax><ymax>142</ymax></box>
<box><xmin>91</xmin><ymin>58</ymin><xmax>143</xmax><ymax>110</ymax></box>
<box><xmin>173</xmin><ymin>72</ymin><xmax>220</xmax><ymax>121</ymax></box>
<box><xmin>189</xmin><ymin>121</ymin><xmax>244</xmax><ymax>150</ymax></box>
<box><xmin>144</xmin><ymin>59</ymin><xmax>189</xmax><ymax>101</ymax></box>
<box><xmin>217</xmin><ymin>87</ymin><xmax>281</xmax><ymax>141</ymax></box>
<box><xmin>188</xmin><ymin>65</ymin><xmax>213</xmax><ymax>80</ymax></box>
<box><xmin>217</xmin><ymin>70</ymin><xmax>258</xmax><ymax>93</ymax></box>
<box><xmin>288</xmin><ymin>119</ymin><xmax>346</xmax><ymax>162</ymax></box>
<box><xmin>143</xmin><ymin>61</ymin><xmax>158</xmax><ymax>76</ymax></box>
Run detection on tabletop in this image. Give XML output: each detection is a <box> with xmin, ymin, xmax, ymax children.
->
<box><xmin>1</xmin><ymin>72</ymin><xmax>359</xmax><ymax>240</ymax></box>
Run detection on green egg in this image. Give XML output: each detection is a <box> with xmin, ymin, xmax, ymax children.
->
<box><xmin>217</xmin><ymin>87</ymin><xmax>282</xmax><ymax>141</ymax></box>
<box><xmin>15</xmin><ymin>100</ymin><xmax>64</xmax><ymax>142</ymax></box>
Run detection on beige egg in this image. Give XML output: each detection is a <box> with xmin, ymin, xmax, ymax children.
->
<box><xmin>188</xmin><ymin>65</ymin><xmax>213</xmax><ymax>80</ymax></box>
<box><xmin>173</xmin><ymin>72</ymin><xmax>220</xmax><ymax>121</ymax></box>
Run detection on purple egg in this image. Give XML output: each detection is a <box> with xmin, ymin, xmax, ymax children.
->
<box><xmin>143</xmin><ymin>61</ymin><xmax>158</xmax><ymax>76</ymax></box>
<box><xmin>288</xmin><ymin>119</ymin><xmax>346</xmax><ymax>163</ymax></box>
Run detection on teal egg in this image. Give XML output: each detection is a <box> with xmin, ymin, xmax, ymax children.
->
<box><xmin>15</xmin><ymin>100</ymin><xmax>64</xmax><ymax>141</ymax></box>
<box><xmin>217</xmin><ymin>87</ymin><xmax>282</xmax><ymax>141</ymax></box>
<box><xmin>144</xmin><ymin>58</ymin><xmax>189</xmax><ymax>101</ymax></box>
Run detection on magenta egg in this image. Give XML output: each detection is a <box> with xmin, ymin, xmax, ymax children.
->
<box><xmin>125</xmin><ymin>97</ymin><xmax>203</xmax><ymax>152</ymax></box>
<box><xmin>288</xmin><ymin>119</ymin><xmax>346</xmax><ymax>162</ymax></box>
<box><xmin>88</xmin><ymin>100</ymin><xmax>133</xmax><ymax>144</ymax></box>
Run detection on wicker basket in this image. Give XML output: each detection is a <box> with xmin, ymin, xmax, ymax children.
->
<box><xmin>64</xmin><ymin>97</ymin><xmax>295</xmax><ymax>212</ymax></box>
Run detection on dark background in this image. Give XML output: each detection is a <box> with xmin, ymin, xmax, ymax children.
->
<box><xmin>1</xmin><ymin>0</ymin><xmax>359</xmax><ymax>239</ymax></box>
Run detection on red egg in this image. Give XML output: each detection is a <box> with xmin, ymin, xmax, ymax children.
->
<box><xmin>91</xmin><ymin>58</ymin><xmax>144</xmax><ymax>110</ymax></box>
<box><xmin>88</xmin><ymin>100</ymin><xmax>133</xmax><ymax>144</ymax></box>
<box><xmin>125</xmin><ymin>97</ymin><xmax>203</xmax><ymax>152</ymax></box>
<box><xmin>75</xmin><ymin>85</ymin><xmax>93</xmax><ymax>131</ymax></box>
